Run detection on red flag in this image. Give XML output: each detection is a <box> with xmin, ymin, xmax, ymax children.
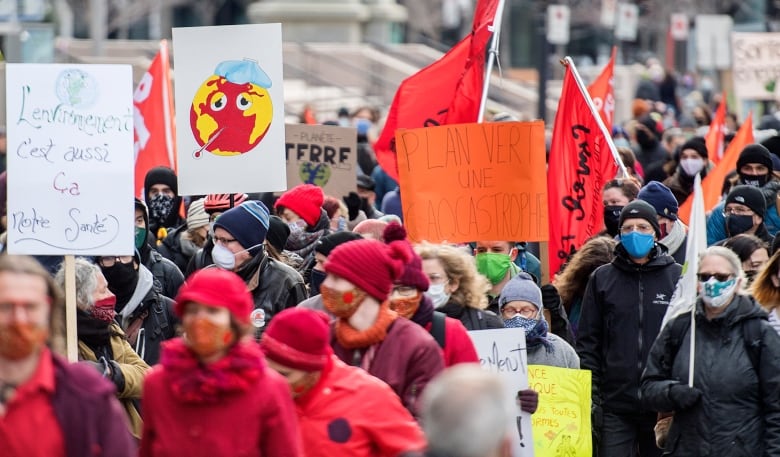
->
<box><xmin>587</xmin><ymin>47</ymin><xmax>616</xmax><ymax>130</ymax></box>
<box><xmin>548</xmin><ymin>65</ymin><xmax>619</xmax><ymax>279</ymax></box>
<box><xmin>375</xmin><ymin>0</ymin><xmax>499</xmax><ymax>181</ymax></box>
<box><xmin>705</xmin><ymin>91</ymin><xmax>727</xmax><ymax>164</ymax></box>
<box><xmin>678</xmin><ymin>112</ymin><xmax>753</xmax><ymax>224</ymax></box>
<box><xmin>134</xmin><ymin>40</ymin><xmax>177</xmax><ymax>199</ymax></box>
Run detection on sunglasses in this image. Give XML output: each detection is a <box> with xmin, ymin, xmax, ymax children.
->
<box><xmin>697</xmin><ymin>273</ymin><xmax>733</xmax><ymax>282</ymax></box>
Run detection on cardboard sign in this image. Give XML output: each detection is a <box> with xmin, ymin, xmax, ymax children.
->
<box><xmin>396</xmin><ymin>121</ymin><xmax>548</xmax><ymax>244</ymax></box>
<box><xmin>732</xmin><ymin>32</ymin><xmax>780</xmax><ymax>100</ymax></box>
<box><xmin>172</xmin><ymin>24</ymin><xmax>287</xmax><ymax>194</ymax></box>
<box><xmin>284</xmin><ymin>123</ymin><xmax>357</xmax><ymax>197</ymax></box>
<box><xmin>469</xmin><ymin>328</ymin><xmax>534</xmax><ymax>457</ymax></box>
<box><xmin>528</xmin><ymin>365</ymin><xmax>592</xmax><ymax>456</ymax></box>
<box><xmin>6</xmin><ymin>64</ymin><xmax>134</xmax><ymax>255</ymax></box>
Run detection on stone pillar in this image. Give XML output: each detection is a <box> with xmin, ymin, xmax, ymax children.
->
<box><xmin>248</xmin><ymin>0</ymin><xmax>369</xmax><ymax>43</ymax></box>
<box><xmin>362</xmin><ymin>0</ymin><xmax>407</xmax><ymax>44</ymax></box>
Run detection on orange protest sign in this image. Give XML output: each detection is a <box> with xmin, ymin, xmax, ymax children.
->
<box><xmin>396</xmin><ymin>121</ymin><xmax>548</xmax><ymax>243</ymax></box>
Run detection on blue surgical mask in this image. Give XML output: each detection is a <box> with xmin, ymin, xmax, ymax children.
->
<box><xmin>621</xmin><ymin>231</ymin><xmax>655</xmax><ymax>259</ymax></box>
<box><xmin>701</xmin><ymin>277</ymin><xmax>737</xmax><ymax>308</ymax></box>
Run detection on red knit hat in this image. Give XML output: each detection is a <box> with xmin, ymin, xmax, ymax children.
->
<box><xmin>382</xmin><ymin>222</ymin><xmax>429</xmax><ymax>291</ymax></box>
<box><xmin>260</xmin><ymin>307</ymin><xmax>331</xmax><ymax>371</ymax></box>
<box><xmin>174</xmin><ymin>269</ymin><xmax>253</xmax><ymax>325</ymax></box>
<box><xmin>275</xmin><ymin>184</ymin><xmax>325</xmax><ymax>227</ymax></box>
<box><xmin>324</xmin><ymin>238</ymin><xmax>411</xmax><ymax>301</ymax></box>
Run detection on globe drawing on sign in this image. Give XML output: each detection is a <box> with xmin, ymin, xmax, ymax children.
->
<box><xmin>299</xmin><ymin>162</ymin><xmax>331</xmax><ymax>187</ymax></box>
<box><xmin>55</xmin><ymin>69</ymin><xmax>99</xmax><ymax>109</ymax></box>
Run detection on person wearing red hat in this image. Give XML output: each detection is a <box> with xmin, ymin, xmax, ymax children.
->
<box><xmin>383</xmin><ymin>223</ymin><xmax>478</xmax><ymax>367</ymax></box>
<box><xmin>321</xmin><ymin>238</ymin><xmax>445</xmax><ymax>416</ymax></box>
<box><xmin>139</xmin><ymin>268</ymin><xmax>301</xmax><ymax>457</ymax></box>
<box><xmin>261</xmin><ymin>307</ymin><xmax>426</xmax><ymax>457</ymax></box>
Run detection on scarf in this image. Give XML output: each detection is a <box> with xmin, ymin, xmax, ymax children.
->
<box><xmin>285</xmin><ymin>211</ymin><xmax>329</xmax><ymax>259</ymax></box>
<box><xmin>335</xmin><ymin>302</ymin><xmax>398</xmax><ymax>349</ymax></box>
<box><xmin>410</xmin><ymin>294</ymin><xmax>435</xmax><ymax>327</ymax></box>
<box><xmin>660</xmin><ymin>219</ymin><xmax>686</xmax><ymax>256</ymax></box>
<box><xmin>526</xmin><ymin>318</ymin><xmax>555</xmax><ymax>353</ymax></box>
<box><xmin>161</xmin><ymin>338</ymin><xmax>266</xmax><ymax>404</ymax></box>
<box><xmin>76</xmin><ymin>309</ymin><xmax>112</xmax><ymax>349</ymax></box>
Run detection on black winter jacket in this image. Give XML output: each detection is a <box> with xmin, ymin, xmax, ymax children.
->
<box><xmin>641</xmin><ymin>295</ymin><xmax>780</xmax><ymax>456</ymax></box>
<box><xmin>141</xmin><ymin>243</ymin><xmax>185</xmax><ymax>299</ymax></box>
<box><xmin>156</xmin><ymin>225</ymin><xmax>194</xmax><ymax>274</ymax></box>
<box><xmin>576</xmin><ymin>244</ymin><xmax>682</xmax><ymax>414</ymax></box>
<box><xmin>439</xmin><ymin>300</ymin><xmax>504</xmax><ymax>331</ymax></box>
<box><xmin>120</xmin><ymin>288</ymin><xmax>177</xmax><ymax>366</ymax></box>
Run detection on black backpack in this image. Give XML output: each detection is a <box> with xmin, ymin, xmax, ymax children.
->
<box><xmin>430</xmin><ymin>311</ymin><xmax>447</xmax><ymax>348</ymax></box>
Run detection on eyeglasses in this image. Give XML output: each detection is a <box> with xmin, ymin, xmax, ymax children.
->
<box><xmin>213</xmin><ymin>235</ymin><xmax>238</xmax><ymax>245</ymax></box>
<box><xmin>391</xmin><ymin>286</ymin><xmax>418</xmax><ymax>297</ymax></box>
<box><xmin>723</xmin><ymin>207</ymin><xmax>754</xmax><ymax>216</ymax></box>
<box><xmin>620</xmin><ymin>223</ymin><xmax>654</xmax><ymax>235</ymax></box>
<box><xmin>501</xmin><ymin>305</ymin><xmax>538</xmax><ymax>319</ymax></box>
<box><xmin>697</xmin><ymin>273</ymin><xmax>733</xmax><ymax>282</ymax></box>
<box><xmin>98</xmin><ymin>256</ymin><xmax>134</xmax><ymax>267</ymax></box>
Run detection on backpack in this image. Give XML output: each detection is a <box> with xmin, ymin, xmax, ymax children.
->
<box><xmin>431</xmin><ymin>311</ymin><xmax>447</xmax><ymax>348</ymax></box>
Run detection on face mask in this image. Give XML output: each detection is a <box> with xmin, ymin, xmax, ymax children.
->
<box><xmin>726</xmin><ymin>214</ymin><xmax>754</xmax><ymax>237</ymax></box>
<box><xmin>288</xmin><ymin>220</ymin><xmax>306</xmax><ymax>233</ymax></box>
<box><xmin>680</xmin><ymin>158</ymin><xmax>704</xmax><ymax>177</ymax></box>
<box><xmin>739</xmin><ymin>173</ymin><xmax>768</xmax><ymax>188</ymax></box>
<box><xmin>134</xmin><ymin>226</ymin><xmax>147</xmax><ymax>250</ymax></box>
<box><xmin>425</xmin><ymin>283</ymin><xmax>451</xmax><ymax>308</ymax></box>
<box><xmin>390</xmin><ymin>293</ymin><xmax>421</xmax><ymax>319</ymax></box>
<box><xmin>603</xmin><ymin>205</ymin><xmax>624</xmax><ymax>236</ymax></box>
<box><xmin>149</xmin><ymin>194</ymin><xmax>174</xmax><ymax>225</ymax></box>
<box><xmin>355</xmin><ymin>118</ymin><xmax>373</xmax><ymax>136</ymax></box>
<box><xmin>476</xmin><ymin>253</ymin><xmax>512</xmax><ymax>285</ymax></box>
<box><xmin>321</xmin><ymin>283</ymin><xmax>367</xmax><ymax>319</ymax></box>
<box><xmin>290</xmin><ymin>372</ymin><xmax>321</xmax><ymax>398</ymax></box>
<box><xmin>184</xmin><ymin>316</ymin><xmax>235</xmax><ymax>359</ymax></box>
<box><xmin>613</xmin><ymin>138</ymin><xmax>631</xmax><ymax>149</ymax></box>
<box><xmin>700</xmin><ymin>277</ymin><xmax>737</xmax><ymax>308</ymax></box>
<box><xmin>92</xmin><ymin>296</ymin><xmax>117</xmax><ymax>322</ymax></box>
<box><xmin>503</xmin><ymin>315</ymin><xmax>539</xmax><ymax>333</ymax></box>
<box><xmin>621</xmin><ymin>231</ymin><xmax>655</xmax><ymax>259</ymax></box>
<box><xmin>212</xmin><ymin>243</ymin><xmax>263</xmax><ymax>270</ymax></box>
<box><xmin>101</xmin><ymin>261</ymin><xmax>138</xmax><ymax>295</ymax></box>
<box><xmin>310</xmin><ymin>269</ymin><xmax>326</xmax><ymax>296</ymax></box>
<box><xmin>658</xmin><ymin>223</ymin><xmax>669</xmax><ymax>239</ymax></box>
<box><xmin>0</xmin><ymin>322</ymin><xmax>48</xmax><ymax>360</ymax></box>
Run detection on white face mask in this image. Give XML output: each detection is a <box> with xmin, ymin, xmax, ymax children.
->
<box><xmin>700</xmin><ymin>277</ymin><xmax>738</xmax><ymax>308</ymax></box>
<box><xmin>424</xmin><ymin>283</ymin><xmax>451</xmax><ymax>308</ymax></box>
<box><xmin>212</xmin><ymin>243</ymin><xmax>263</xmax><ymax>270</ymax></box>
<box><xmin>680</xmin><ymin>158</ymin><xmax>704</xmax><ymax>177</ymax></box>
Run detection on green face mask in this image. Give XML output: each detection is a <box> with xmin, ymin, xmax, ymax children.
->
<box><xmin>476</xmin><ymin>252</ymin><xmax>512</xmax><ymax>285</ymax></box>
<box><xmin>134</xmin><ymin>226</ymin><xmax>147</xmax><ymax>250</ymax></box>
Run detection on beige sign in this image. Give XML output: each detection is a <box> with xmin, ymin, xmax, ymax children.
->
<box><xmin>285</xmin><ymin>124</ymin><xmax>357</xmax><ymax>198</ymax></box>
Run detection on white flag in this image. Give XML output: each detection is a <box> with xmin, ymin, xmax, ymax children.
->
<box><xmin>662</xmin><ymin>173</ymin><xmax>706</xmax><ymax>328</ymax></box>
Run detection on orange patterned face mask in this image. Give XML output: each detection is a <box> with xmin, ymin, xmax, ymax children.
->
<box><xmin>183</xmin><ymin>317</ymin><xmax>235</xmax><ymax>359</ymax></box>
<box><xmin>0</xmin><ymin>322</ymin><xmax>48</xmax><ymax>360</ymax></box>
<box><xmin>389</xmin><ymin>293</ymin><xmax>421</xmax><ymax>319</ymax></box>
<box><xmin>321</xmin><ymin>284</ymin><xmax>368</xmax><ymax>319</ymax></box>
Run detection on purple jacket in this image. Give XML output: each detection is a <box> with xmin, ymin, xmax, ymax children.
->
<box><xmin>50</xmin><ymin>354</ymin><xmax>136</xmax><ymax>457</ymax></box>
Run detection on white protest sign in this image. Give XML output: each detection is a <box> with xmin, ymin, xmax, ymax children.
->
<box><xmin>6</xmin><ymin>64</ymin><xmax>134</xmax><ymax>255</ymax></box>
<box><xmin>696</xmin><ymin>15</ymin><xmax>733</xmax><ymax>70</ymax></box>
<box><xmin>469</xmin><ymin>328</ymin><xmax>534</xmax><ymax>456</ymax></box>
<box><xmin>285</xmin><ymin>124</ymin><xmax>357</xmax><ymax>197</ymax></box>
<box><xmin>600</xmin><ymin>0</ymin><xmax>617</xmax><ymax>28</ymax></box>
<box><xmin>546</xmin><ymin>5</ymin><xmax>570</xmax><ymax>46</ymax></box>
<box><xmin>614</xmin><ymin>3</ymin><xmax>639</xmax><ymax>42</ymax></box>
<box><xmin>732</xmin><ymin>32</ymin><xmax>780</xmax><ymax>101</ymax></box>
<box><xmin>670</xmin><ymin>13</ymin><xmax>689</xmax><ymax>41</ymax></box>
<box><xmin>173</xmin><ymin>23</ymin><xmax>287</xmax><ymax>195</ymax></box>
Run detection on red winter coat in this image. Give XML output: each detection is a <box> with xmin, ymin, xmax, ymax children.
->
<box><xmin>296</xmin><ymin>356</ymin><xmax>426</xmax><ymax>457</ymax></box>
<box><xmin>139</xmin><ymin>339</ymin><xmax>302</xmax><ymax>457</ymax></box>
<box><xmin>424</xmin><ymin>316</ymin><xmax>479</xmax><ymax>366</ymax></box>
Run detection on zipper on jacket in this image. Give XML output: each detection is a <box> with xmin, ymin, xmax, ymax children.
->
<box><xmin>636</xmin><ymin>270</ymin><xmax>644</xmax><ymax>391</ymax></box>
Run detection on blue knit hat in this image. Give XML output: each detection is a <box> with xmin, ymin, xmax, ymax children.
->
<box><xmin>638</xmin><ymin>181</ymin><xmax>678</xmax><ymax>221</ymax></box>
<box><xmin>499</xmin><ymin>272</ymin><xmax>542</xmax><ymax>310</ymax></box>
<box><xmin>213</xmin><ymin>201</ymin><xmax>270</xmax><ymax>255</ymax></box>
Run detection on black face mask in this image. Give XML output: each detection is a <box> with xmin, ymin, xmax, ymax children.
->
<box><xmin>635</xmin><ymin>129</ymin><xmax>657</xmax><ymax>149</ymax></box>
<box><xmin>603</xmin><ymin>205</ymin><xmax>623</xmax><ymax>237</ymax></box>
<box><xmin>726</xmin><ymin>214</ymin><xmax>755</xmax><ymax>237</ymax></box>
<box><xmin>310</xmin><ymin>269</ymin><xmax>326</xmax><ymax>296</ymax></box>
<box><xmin>100</xmin><ymin>262</ymin><xmax>139</xmax><ymax>303</ymax></box>
<box><xmin>739</xmin><ymin>172</ymin><xmax>769</xmax><ymax>188</ymax></box>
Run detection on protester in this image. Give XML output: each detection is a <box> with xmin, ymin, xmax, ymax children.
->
<box><xmin>356</xmin><ymin>174</ymin><xmax>384</xmax><ymax>219</ymax></box>
<box><xmin>474</xmin><ymin>240</ymin><xmax>541</xmax><ymax>312</ymax></box>
<box><xmin>140</xmin><ymin>268</ymin><xmax>301</xmax><ymax>457</ymax></box>
<box><xmin>415</xmin><ymin>242</ymin><xmax>504</xmax><ymax>330</ymax></box>
<box><xmin>663</xmin><ymin>137</ymin><xmax>710</xmax><ymax>204</ymax></box>
<box><xmin>276</xmin><ymin>184</ymin><xmax>331</xmax><ymax>282</ymax></box>
<box><xmin>602</xmin><ymin>178</ymin><xmax>640</xmax><ymax>237</ymax></box>
<box><xmin>577</xmin><ymin>200</ymin><xmax>682</xmax><ymax>456</ymax></box>
<box><xmin>55</xmin><ymin>257</ymin><xmax>150</xmax><ymax>438</ymax></box>
<box><xmin>143</xmin><ymin>166</ymin><xmax>184</xmax><ymax>243</ymax></box>
<box><xmin>264</xmin><ymin>215</ymin><xmax>302</xmax><ymax>269</ymax></box>
<box><xmin>158</xmin><ymin>197</ymin><xmax>210</xmax><ymax>274</ymax></box>
<box><xmin>720</xmin><ymin>233</ymin><xmax>769</xmax><ymax>286</ymax></box>
<box><xmin>322</xmin><ymin>238</ymin><xmax>445</xmax><ymax>416</ymax></box>
<box><xmin>353</xmin><ymin>218</ymin><xmax>389</xmax><ymax>241</ymax></box>
<box><xmin>638</xmin><ymin>181</ymin><xmax>688</xmax><ymax>263</ymax></box>
<box><xmin>134</xmin><ymin>198</ymin><xmax>185</xmax><ymax>300</ymax></box>
<box><xmin>751</xmin><ymin>248</ymin><xmax>780</xmax><ymax>333</ymax></box>
<box><xmin>203</xmin><ymin>192</ymin><xmax>248</xmax><ymax>221</ymax></box>
<box><xmin>0</xmin><ymin>255</ymin><xmax>136</xmax><ymax>456</ymax></box>
<box><xmin>384</xmin><ymin>224</ymin><xmax>478</xmax><ymax>366</ymax></box>
<box><xmin>641</xmin><ymin>246</ymin><xmax>780</xmax><ymax>456</ymax></box>
<box><xmin>322</xmin><ymin>195</ymin><xmax>348</xmax><ymax>232</ymax></box>
<box><xmin>261</xmin><ymin>307</ymin><xmax>427</xmax><ymax>456</ymax></box>
<box><xmin>97</xmin><ymin>251</ymin><xmax>177</xmax><ymax>365</ymax></box>
<box><xmin>718</xmin><ymin>185</ymin><xmax>772</xmax><ymax>243</ymax></box>
<box><xmin>299</xmin><ymin>231</ymin><xmax>362</xmax><ymax>304</ymax></box>
<box><xmin>634</xmin><ymin>113</ymin><xmax>669</xmax><ymax>172</ymax></box>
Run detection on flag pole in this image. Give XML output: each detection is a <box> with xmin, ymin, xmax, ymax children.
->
<box><xmin>561</xmin><ymin>57</ymin><xmax>629</xmax><ymax>179</ymax></box>
<box><xmin>477</xmin><ymin>0</ymin><xmax>507</xmax><ymax>123</ymax></box>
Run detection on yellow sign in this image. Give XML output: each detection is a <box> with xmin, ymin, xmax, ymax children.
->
<box><xmin>528</xmin><ymin>365</ymin><xmax>591</xmax><ymax>456</ymax></box>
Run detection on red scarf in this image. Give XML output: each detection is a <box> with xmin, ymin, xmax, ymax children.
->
<box><xmin>335</xmin><ymin>302</ymin><xmax>398</xmax><ymax>349</ymax></box>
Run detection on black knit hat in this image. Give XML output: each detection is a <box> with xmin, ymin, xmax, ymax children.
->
<box><xmin>265</xmin><ymin>216</ymin><xmax>290</xmax><ymax>254</ymax></box>
<box><xmin>619</xmin><ymin>200</ymin><xmax>661</xmax><ymax>238</ymax></box>
<box><xmin>679</xmin><ymin>137</ymin><xmax>708</xmax><ymax>159</ymax></box>
<box><xmin>315</xmin><ymin>231</ymin><xmax>362</xmax><ymax>257</ymax></box>
<box><xmin>725</xmin><ymin>185</ymin><xmax>766</xmax><ymax>218</ymax></box>
<box><xmin>143</xmin><ymin>166</ymin><xmax>178</xmax><ymax>197</ymax></box>
<box><xmin>737</xmin><ymin>144</ymin><xmax>773</xmax><ymax>173</ymax></box>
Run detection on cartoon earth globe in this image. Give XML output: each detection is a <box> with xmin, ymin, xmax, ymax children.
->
<box><xmin>190</xmin><ymin>59</ymin><xmax>273</xmax><ymax>157</ymax></box>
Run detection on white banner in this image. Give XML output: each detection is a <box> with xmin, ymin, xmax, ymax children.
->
<box><xmin>732</xmin><ymin>32</ymin><xmax>780</xmax><ymax>100</ymax></box>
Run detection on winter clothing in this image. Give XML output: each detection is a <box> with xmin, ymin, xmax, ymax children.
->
<box><xmin>276</xmin><ymin>184</ymin><xmax>325</xmax><ymax>227</ymax></box>
<box><xmin>261</xmin><ymin>307</ymin><xmax>331</xmax><ymax>371</ymax></box>
<box><xmin>143</xmin><ymin>166</ymin><xmax>183</xmax><ymax>236</ymax></box>
<box><xmin>424</xmin><ymin>314</ymin><xmax>479</xmax><ymax>366</ymax></box>
<box><xmin>726</xmin><ymin>185</ymin><xmax>767</xmax><ymax>218</ymax></box>
<box><xmin>526</xmin><ymin>333</ymin><xmax>580</xmax><ymax>368</ymax></box>
<box><xmin>140</xmin><ymin>339</ymin><xmax>302</xmax><ymax>457</ymax></box>
<box><xmin>266</xmin><ymin>215</ymin><xmax>291</xmax><ymax>254</ymax></box>
<box><xmin>174</xmin><ymin>268</ymin><xmax>254</xmax><ymax>325</ymax></box>
<box><xmin>315</xmin><ymin>231</ymin><xmax>363</xmax><ymax>257</ymax></box>
<box><xmin>639</xmin><ymin>181</ymin><xmax>678</xmax><ymax>221</ymax></box>
<box><xmin>284</xmin><ymin>209</ymin><xmax>331</xmax><ymax>284</ymax></box>
<box><xmin>325</xmin><ymin>238</ymin><xmax>409</xmax><ymax>302</ymax></box>
<box><xmin>186</xmin><ymin>198</ymin><xmax>209</xmax><ymax>229</ymax></box>
<box><xmin>157</xmin><ymin>225</ymin><xmax>200</xmax><ymax>274</ymax></box>
<box><xmin>213</xmin><ymin>201</ymin><xmax>271</xmax><ymax>255</ymax></box>
<box><xmin>641</xmin><ymin>295</ymin><xmax>780</xmax><ymax>456</ymax></box>
<box><xmin>140</xmin><ymin>243</ymin><xmax>185</xmax><ymax>300</ymax></box>
<box><xmin>737</xmin><ymin>144</ymin><xmax>773</xmax><ymax>173</ymax></box>
<box><xmin>620</xmin><ymin>200</ymin><xmax>662</xmax><ymax>238</ymax></box>
<box><xmin>499</xmin><ymin>272</ymin><xmax>542</xmax><ymax>309</ymax></box>
<box><xmin>706</xmin><ymin>179</ymin><xmax>780</xmax><ymax>244</ymax></box>
<box><xmin>438</xmin><ymin>300</ymin><xmax>505</xmax><ymax>330</ymax></box>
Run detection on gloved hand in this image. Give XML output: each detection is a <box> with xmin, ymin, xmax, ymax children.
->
<box><xmin>669</xmin><ymin>384</ymin><xmax>702</xmax><ymax>410</ymax></box>
<box><xmin>360</xmin><ymin>196</ymin><xmax>375</xmax><ymax>219</ymax></box>
<box><xmin>540</xmin><ymin>284</ymin><xmax>561</xmax><ymax>311</ymax></box>
<box><xmin>517</xmin><ymin>388</ymin><xmax>538</xmax><ymax>414</ymax></box>
<box><xmin>343</xmin><ymin>192</ymin><xmax>361</xmax><ymax>220</ymax></box>
<box><xmin>83</xmin><ymin>360</ymin><xmax>109</xmax><ymax>377</ymax></box>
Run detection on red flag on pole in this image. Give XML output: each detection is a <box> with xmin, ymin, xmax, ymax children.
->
<box><xmin>587</xmin><ymin>46</ymin><xmax>617</xmax><ymax>130</ymax></box>
<box><xmin>375</xmin><ymin>0</ymin><xmax>499</xmax><ymax>181</ymax></box>
<box><xmin>548</xmin><ymin>65</ymin><xmax>619</xmax><ymax>278</ymax></box>
<box><xmin>134</xmin><ymin>40</ymin><xmax>177</xmax><ymax>199</ymax></box>
<box><xmin>705</xmin><ymin>91</ymin><xmax>727</xmax><ymax>164</ymax></box>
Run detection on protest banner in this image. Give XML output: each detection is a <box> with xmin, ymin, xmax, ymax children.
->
<box><xmin>6</xmin><ymin>64</ymin><xmax>135</xmax><ymax>255</ymax></box>
<box><xmin>285</xmin><ymin>123</ymin><xmax>357</xmax><ymax>197</ymax></box>
<box><xmin>396</xmin><ymin>121</ymin><xmax>548</xmax><ymax>244</ymax></box>
<box><xmin>732</xmin><ymin>32</ymin><xmax>780</xmax><ymax>101</ymax></box>
<box><xmin>172</xmin><ymin>24</ymin><xmax>287</xmax><ymax>194</ymax></box>
<box><xmin>528</xmin><ymin>365</ymin><xmax>592</xmax><ymax>457</ymax></box>
<box><xmin>469</xmin><ymin>328</ymin><xmax>534</xmax><ymax>456</ymax></box>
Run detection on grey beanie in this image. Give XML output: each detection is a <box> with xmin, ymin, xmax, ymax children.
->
<box><xmin>499</xmin><ymin>272</ymin><xmax>542</xmax><ymax>310</ymax></box>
